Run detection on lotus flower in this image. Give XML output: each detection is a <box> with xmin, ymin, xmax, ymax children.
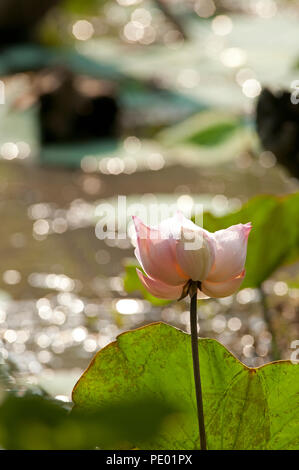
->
<box><xmin>133</xmin><ymin>212</ymin><xmax>251</xmax><ymax>300</ymax></box>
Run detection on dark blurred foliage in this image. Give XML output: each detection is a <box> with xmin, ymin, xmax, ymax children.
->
<box><xmin>39</xmin><ymin>68</ymin><xmax>119</xmax><ymax>144</ymax></box>
<box><xmin>0</xmin><ymin>0</ymin><xmax>120</xmax><ymax>145</ymax></box>
<box><xmin>0</xmin><ymin>0</ymin><xmax>61</xmax><ymax>46</ymax></box>
<box><xmin>0</xmin><ymin>387</ymin><xmax>176</xmax><ymax>449</ymax></box>
<box><xmin>256</xmin><ymin>88</ymin><xmax>299</xmax><ymax>178</ymax></box>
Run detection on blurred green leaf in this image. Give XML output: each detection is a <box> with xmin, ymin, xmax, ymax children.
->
<box><xmin>157</xmin><ymin>110</ymin><xmax>254</xmax><ymax>166</ymax></box>
<box><xmin>158</xmin><ymin>111</ymin><xmax>243</xmax><ymax>147</ymax></box>
<box><xmin>73</xmin><ymin>322</ymin><xmax>299</xmax><ymax>450</ymax></box>
<box><xmin>186</xmin><ymin>121</ymin><xmax>240</xmax><ymax>146</ymax></box>
<box><xmin>0</xmin><ymin>394</ymin><xmax>71</xmax><ymax>450</ymax></box>
<box><xmin>201</xmin><ymin>193</ymin><xmax>299</xmax><ymax>288</ymax></box>
<box><xmin>62</xmin><ymin>0</ymin><xmax>105</xmax><ymax>15</ymax></box>
<box><xmin>0</xmin><ymin>392</ymin><xmax>174</xmax><ymax>450</ymax></box>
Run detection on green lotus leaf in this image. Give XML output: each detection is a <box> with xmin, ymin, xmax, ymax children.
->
<box><xmin>73</xmin><ymin>322</ymin><xmax>299</xmax><ymax>450</ymax></box>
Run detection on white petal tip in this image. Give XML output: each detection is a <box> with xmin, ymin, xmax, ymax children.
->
<box><xmin>243</xmin><ymin>222</ymin><xmax>252</xmax><ymax>239</ymax></box>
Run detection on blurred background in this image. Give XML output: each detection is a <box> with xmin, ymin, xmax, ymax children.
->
<box><xmin>0</xmin><ymin>0</ymin><xmax>298</xmax><ymax>403</ymax></box>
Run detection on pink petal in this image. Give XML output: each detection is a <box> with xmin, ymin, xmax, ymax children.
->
<box><xmin>158</xmin><ymin>211</ymin><xmax>209</xmax><ymax>239</ymax></box>
<box><xmin>175</xmin><ymin>227</ymin><xmax>215</xmax><ymax>281</ymax></box>
<box><xmin>133</xmin><ymin>216</ymin><xmax>188</xmax><ymax>286</ymax></box>
<box><xmin>207</xmin><ymin>223</ymin><xmax>252</xmax><ymax>283</ymax></box>
<box><xmin>157</xmin><ymin>211</ymin><xmax>185</xmax><ymax>239</ymax></box>
<box><xmin>197</xmin><ymin>289</ymin><xmax>210</xmax><ymax>300</ymax></box>
<box><xmin>136</xmin><ymin>269</ymin><xmax>184</xmax><ymax>300</ymax></box>
<box><xmin>201</xmin><ymin>270</ymin><xmax>245</xmax><ymax>298</ymax></box>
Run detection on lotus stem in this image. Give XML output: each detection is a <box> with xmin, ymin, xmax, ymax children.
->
<box><xmin>189</xmin><ymin>285</ymin><xmax>207</xmax><ymax>450</ymax></box>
